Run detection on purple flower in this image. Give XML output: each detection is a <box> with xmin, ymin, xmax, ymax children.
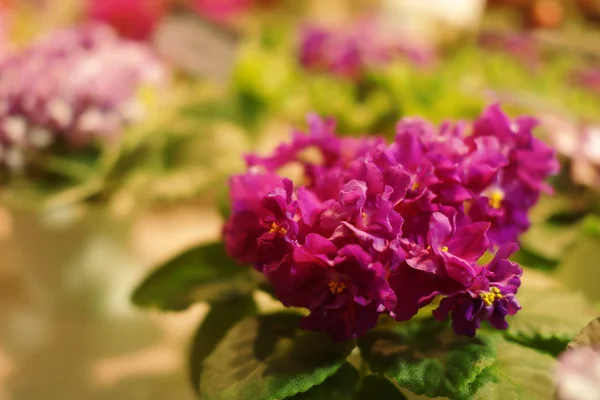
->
<box><xmin>297</xmin><ymin>19</ymin><xmax>436</xmax><ymax>80</ymax></box>
<box><xmin>388</xmin><ymin>212</ymin><xmax>489</xmax><ymax>320</ymax></box>
<box><xmin>0</xmin><ymin>23</ymin><xmax>167</xmax><ymax>171</ymax></box>
<box><xmin>223</xmin><ymin>173</ymin><xmax>298</xmax><ymax>270</ymax></box>
<box><xmin>466</xmin><ymin>104</ymin><xmax>559</xmax><ymax>246</ymax></box>
<box><xmin>433</xmin><ymin>243</ymin><xmax>522</xmax><ymax>336</ymax></box>
<box><xmin>223</xmin><ymin>106</ymin><xmax>554</xmax><ymax>340</ymax></box>
<box><xmin>426</xmin><ymin>212</ymin><xmax>490</xmax><ymax>286</ymax></box>
<box><xmin>479</xmin><ymin>31</ymin><xmax>542</xmax><ymax>67</ymax></box>
<box><xmin>294</xmin><ymin>244</ymin><xmax>396</xmax><ymax>341</ymax></box>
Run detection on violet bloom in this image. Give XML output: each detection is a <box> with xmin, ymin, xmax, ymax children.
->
<box><xmin>433</xmin><ymin>243</ymin><xmax>522</xmax><ymax>336</ymax></box>
<box><xmin>478</xmin><ymin>31</ymin><xmax>542</xmax><ymax>67</ymax></box>
<box><xmin>292</xmin><ymin>242</ymin><xmax>396</xmax><ymax>341</ymax></box>
<box><xmin>0</xmin><ymin>23</ymin><xmax>167</xmax><ymax>171</ymax></box>
<box><xmin>467</xmin><ymin>104</ymin><xmax>559</xmax><ymax>246</ymax></box>
<box><xmin>555</xmin><ymin>346</ymin><xmax>600</xmax><ymax>400</ymax></box>
<box><xmin>388</xmin><ymin>212</ymin><xmax>489</xmax><ymax>321</ymax></box>
<box><xmin>223</xmin><ymin>173</ymin><xmax>298</xmax><ymax>271</ymax></box>
<box><xmin>297</xmin><ymin>19</ymin><xmax>436</xmax><ymax>80</ymax></box>
<box><xmin>223</xmin><ymin>106</ymin><xmax>554</xmax><ymax>341</ymax></box>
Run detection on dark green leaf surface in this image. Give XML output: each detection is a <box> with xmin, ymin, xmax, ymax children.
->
<box><xmin>288</xmin><ymin>363</ymin><xmax>360</xmax><ymax>400</ymax></box>
<box><xmin>132</xmin><ymin>242</ymin><xmax>258</xmax><ymax>310</ymax></box>
<box><xmin>200</xmin><ymin>312</ymin><xmax>355</xmax><ymax>400</ymax></box>
<box><xmin>189</xmin><ymin>295</ymin><xmax>257</xmax><ymax>393</ymax></box>
<box><xmin>506</xmin><ymin>269</ymin><xmax>598</xmax><ymax>355</ymax></box>
<box><xmin>356</xmin><ymin>374</ymin><xmax>408</xmax><ymax>400</ymax></box>
<box><xmin>357</xmin><ymin>319</ymin><xmax>495</xmax><ymax>399</ymax></box>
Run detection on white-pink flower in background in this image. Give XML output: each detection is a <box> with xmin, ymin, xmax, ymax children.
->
<box><xmin>541</xmin><ymin>114</ymin><xmax>600</xmax><ymax>188</ymax></box>
<box><xmin>555</xmin><ymin>346</ymin><xmax>600</xmax><ymax>400</ymax></box>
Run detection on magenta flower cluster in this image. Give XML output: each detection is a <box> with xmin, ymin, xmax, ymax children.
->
<box><xmin>223</xmin><ymin>105</ymin><xmax>559</xmax><ymax>341</ymax></box>
<box><xmin>298</xmin><ymin>21</ymin><xmax>435</xmax><ymax>80</ymax></box>
<box><xmin>0</xmin><ymin>23</ymin><xmax>167</xmax><ymax>170</ymax></box>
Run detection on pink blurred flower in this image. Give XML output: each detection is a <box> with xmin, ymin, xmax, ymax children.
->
<box><xmin>85</xmin><ymin>0</ymin><xmax>167</xmax><ymax>40</ymax></box>
<box><xmin>541</xmin><ymin>114</ymin><xmax>600</xmax><ymax>188</ymax></box>
<box><xmin>555</xmin><ymin>346</ymin><xmax>600</xmax><ymax>400</ymax></box>
<box><xmin>190</xmin><ymin>0</ymin><xmax>252</xmax><ymax>22</ymax></box>
<box><xmin>298</xmin><ymin>18</ymin><xmax>436</xmax><ymax>80</ymax></box>
<box><xmin>478</xmin><ymin>31</ymin><xmax>542</xmax><ymax>68</ymax></box>
<box><xmin>572</xmin><ymin>67</ymin><xmax>600</xmax><ymax>97</ymax></box>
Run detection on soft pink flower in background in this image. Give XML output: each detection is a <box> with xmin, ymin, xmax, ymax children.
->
<box><xmin>85</xmin><ymin>0</ymin><xmax>167</xmax><ymax>40</ymax></box>
<box><xmin>299</xmin><ymin>17</ymin><xmax>436</xmax><ymax>80</ymax></box>
<box><xmin>572</xmin><ymin>67</ymin><xmax>600</xmax><ymax>97</ymax></box>
<box><xmin>555</xmin><ymin>346</ymin><xmax>600</xmax><ymax>400</ymax></box>
<box><xmin>542</xmin><ymin>114</ymin><xmax>600</xmax><ymax>188</ymax></box>
<box><xmin>190</xmin><ymin>0</ymin><xmax>252</xmax><ymax>22</ymax></box>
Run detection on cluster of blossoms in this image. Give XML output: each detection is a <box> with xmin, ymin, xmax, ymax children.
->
<box><xmin>223</xmin><ymin>104</ymin><xmax>558</xmax><ymax>341</ymax></box>
<box><xmin>0</xmin><ymin>23</ymin><xmax>167</xmax><ymax>171</ymax></box>
<box><xmin>299</xmin><ymin>20</ymin><xmax>435</xmax><ymax>81</ymax></box>
<box><xmin>478</xmin><ymin>31</ymin><xmax>542</xmax><ymax>67</ymax></box>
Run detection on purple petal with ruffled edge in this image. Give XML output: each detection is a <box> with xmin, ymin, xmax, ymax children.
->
<box><xmin>224</xmin><ymin>105</ymin><xmax>554</xmax><ymax>341</ymax></box>
<box><xmin>446</xmin><ymin>222</ymin><xmax>490</xmax><ymax>262</ymax></box>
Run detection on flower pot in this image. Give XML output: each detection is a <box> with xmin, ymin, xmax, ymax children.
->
<box><xmin>8</xmin><ymin>205</ymin><xmax>142</xmax><ymax>319</ymax></box>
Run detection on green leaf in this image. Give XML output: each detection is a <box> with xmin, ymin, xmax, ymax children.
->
<box><xmin>199</xmin><ymin>312</ymin><xmax>356</xmax><ymax>400</ymax></box>
<box><xmin>506</xmin><ymin>270</ymin><xmax>596</xmax><ymax>355</ymax></box>
<box><xmin>527</xmin><ymin>195</ymin><xmax>578</xmax><ymax>224</ymax></box>
<box><xmin>554</xmin><ymin>229</ymin><xmax>600</xmax><ymax>302</ymax></box>
<box><xmin>568</xmin><ymin>316</ymin><xmax>600</xmax><ymax>350</ymax></box>
<box><xmin>473</xmin><ymin>335</ymin><xmax>556</xmax><ymax>400</ymax></box>
<box><xmin>582</xmin><ymin>214</ymin><xmax>600</xmax><ymax>237</ymax></box>
<box><xmin>506</xmin><ymin>269</ymin><xmax>599</xmax><ymax>355</ymax></box>
<box><xmin>357</xmin><ymin>318</ymin><xmax>495</xmax><ymax>399</ymax></box>
<box><xmin>288</xmin><ymin>363</ymin><xmax>360</xmax><ymax>400</ymax></box>
<box><xmin>217</xmin><ymin>183</ymin><xmax>231</xmax><ymax>220</ymax></box>
<box><xmin>189</xmin><ymin>295</ymin><xmax>257</xmax><ymax>393</ymax></box>
<box><xmin>132</xmin><ymin>242</ymin><xmax>259</xmax><ymax>310</ymax></box>
<box><xmin>518</xmin><ymin>222</ymin><xmax>578</xmax><ymax>263</ymax></box>
<box><xmin>357</xmin><ymin>375</ymin><xmax>408</xmax><ymax>400</ymax></box>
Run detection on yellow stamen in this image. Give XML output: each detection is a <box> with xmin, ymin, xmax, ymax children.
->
<box><xmin>464</xmin><ymin>199</ymin><xmax>473</xmax><ymax>214</ymax></box>
<box><xmin>268</xmin><ymin>222</ymin><xmax>288</xmax><ymax>235</ymax></box>
<box><xmin>441</xmin><ymin>246</ymin><xmax>449</xmax><ymax>252</ymax></box>
<box><xmin>480</xmin><ymin>287</ymin><xmax>503</xmax><ymax>306</ymax></box>
<box><xmin>411</xmin><ymin>181</ymin><xmax>420</xmax><ymax>191</ymax></box>
<box><xmin>328</xmin><ymin>280</ymin><xmax>347</xmax><ymax>294</ymax></box>
<box><xmin>487</xmin><ymin>189</ymin><xmax>504</xmax><ymax>209</ymax></box>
